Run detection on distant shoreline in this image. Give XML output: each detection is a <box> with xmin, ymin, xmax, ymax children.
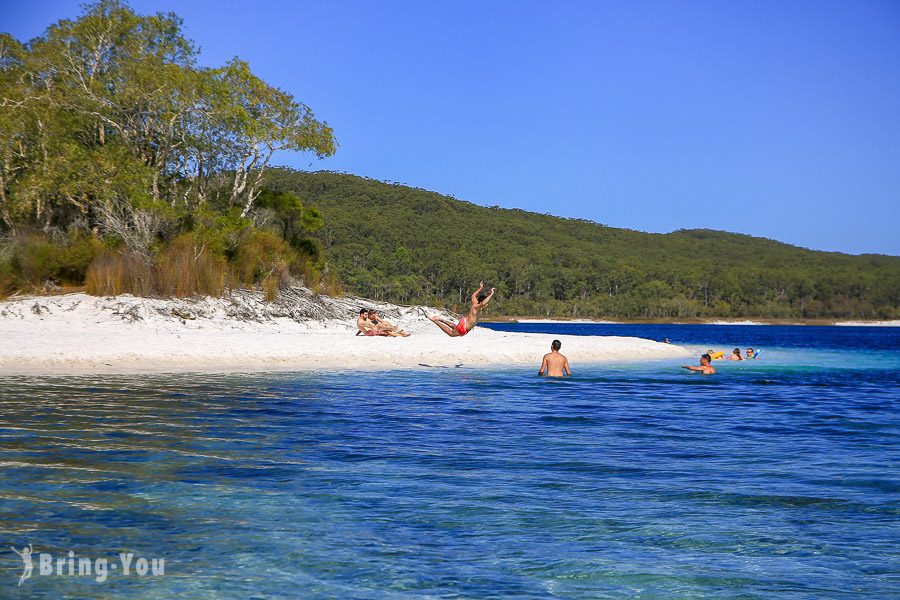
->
<box><xmin>2</xmin><ymin>290</ymin><xmax>895</xmax><ymax>328</ymax></box>
<box><xmin>483</xmin><ymin>317</ymin><xmax>900</xmax><ymax>327</ymax></box>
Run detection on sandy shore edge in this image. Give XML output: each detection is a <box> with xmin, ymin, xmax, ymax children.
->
<box><xmin>0</xmin><ymin>293</ymin><xmax>691</xmax><ymax>375</ymax></box>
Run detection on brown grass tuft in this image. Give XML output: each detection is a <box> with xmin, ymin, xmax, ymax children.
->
<box><xmin>155</xmin><ymin>233</ymin><xmax>226</xmax><ymax>297</ymax></box>
<box><xmin>85</xmin><ymin>250</ymin><xmax>154</xmax><ymax>296</ymax></box>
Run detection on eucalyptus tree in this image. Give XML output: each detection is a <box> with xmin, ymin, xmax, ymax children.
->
<box><xmin>0</xmin><ymin>0</ymin><xmax>335</xmax><ymax>255</ymax></box>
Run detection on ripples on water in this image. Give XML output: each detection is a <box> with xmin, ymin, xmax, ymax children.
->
<box><xmin>1</xmin><ymin>326</ymin><xmax>898</xmax><ymax>598</ymax></box>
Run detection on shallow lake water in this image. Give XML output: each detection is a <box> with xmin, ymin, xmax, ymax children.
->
<box><xmin>1</xmin><ymin>325</ymin><xmax>898</xmax><ymax>598</ymax></box>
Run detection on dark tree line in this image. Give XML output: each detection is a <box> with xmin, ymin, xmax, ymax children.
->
<box><xmin>264</xmin><ymin>169</ymin><xmax>900</xmax><ymax>320</ymax></box>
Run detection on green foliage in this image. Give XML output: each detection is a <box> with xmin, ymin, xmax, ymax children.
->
<box><xmin>0</xmin><ymin>0</ymin><xmax>335</xmax><ymax>247</ymax></box>
<box><xmin>263</xmin><ymin>168</ymin><xmax>900</xmax><ymax>320</ymax></box>
<box><xmin>254</xmin><ymin>190</ymin><xmax>324</xmax><ymax>258</ymax></box>
<box><xmin>0</xmin><ymin>1</ymin><xmax>335</xmax><ymax>297</ymax></box>
<box><xmin>10</xmin><ymin>233</ymin><xmax>102</xmax><ymax>287</ymax></box>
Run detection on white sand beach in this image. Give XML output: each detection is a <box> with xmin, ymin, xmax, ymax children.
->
<box><xmin>833</xmin><ymin>320</ymin><xmax>900</xmax><ymax>327</ymax></box>
<box><xmin>0</xmin><ymin>291</ymin><xmax>690</xmax><ymax>374</ymax></box>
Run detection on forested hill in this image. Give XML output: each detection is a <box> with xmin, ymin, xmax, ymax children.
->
<box><xmin>264</xmin><ymin>169</ymin><xmax>900</xmax><ymax>320</ymax></box>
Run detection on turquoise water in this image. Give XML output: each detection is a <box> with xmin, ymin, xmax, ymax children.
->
<box><xmin>1</xmin><ymin>325</ymin><xmax>898</xmax><ymax>598</ymax></box>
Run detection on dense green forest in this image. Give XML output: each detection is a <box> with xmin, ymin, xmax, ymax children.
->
<box><xmin>264</xmin><ymin>169</ymin><xmax>900</xmax><ymax>320</ymax></box>
<box><xmin>2</xmin><ymin>2</ymin><xmax>898</xmax><ymax>320</ymax></box>
<box><xmin>0</xmin><ymin>1</ymin><xmax>336</xmax><ymax>298</ymax></box>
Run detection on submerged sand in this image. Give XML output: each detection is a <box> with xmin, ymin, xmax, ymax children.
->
<box><xmin>0</xmin><ymin>292</ymin><xmax>690</xmax><ymax>375</ymax></box>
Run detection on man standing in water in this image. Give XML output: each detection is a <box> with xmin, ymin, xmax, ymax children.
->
<box><xmin>429</xmin><ymin>281</ymin><xmax>495</xmax><ymax>337</ymax></box>
<box><xmin>682</xmin><ymin>354</ymin><xmax>717</xmax><ymax>374</ymax></box>
<box><xmin>539</xmin><ymin>340</ymin><xmax>571</xmax><ymax>377</ymax></box>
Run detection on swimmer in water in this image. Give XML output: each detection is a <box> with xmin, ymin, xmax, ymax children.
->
<box><xmin>430</xmin><ymin>281</ymin><xmax>495</xmax><ymax>337</ymax></box>
<box><xmin>682</xmin><ymin>354</ymin><xmax>717</xmax><ymax>375</ymax></box>
<box><xmin>746</xmin><ymin>347</ymin><xmax>755</xmax><ymax>359</ymax></box>
<box><xmin>539</xmin><ymin>339</ymin><xmax>571</xmax><ymax>377</ymax></box>
<box><xmin>726</xmin><ymin>348</ymin><xmax>743</xmax><ymax>361</ymax></box>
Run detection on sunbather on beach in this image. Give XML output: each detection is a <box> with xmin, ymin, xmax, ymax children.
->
<box><xmin>356</xmin><ymin>308</ymin><xmax>373</xmax><ymax>335</ymax></box>
<box><xmin>430</xmin><ymin>281</ymin><xmax>495</xmax><ymax>337</ymax></box>
<box><xmin>357</xmin><ymin>309</ymin><xmax>392</xmax><ymax>337</ymax></box>
<box><xmin>682</xmin><ymin>354</ymin><xmax>716</xmax><ymax>374</ymax></box>
<box><xmin>368</xmin><ymin>310</ymin><xmax>399</xmax><ymax>332</ymax></box>
<box><xmin>357</xmin><ymin>309</ymin><xmax>386</xmax><ymax>335</ymax></box>
<box><xmin>373</xmin><ymin>310</ymin><xmax>411</xmax><ymax>337</ymax></box>
<box><xmin>539</xmin><ymin>340</ymin><xmax>571</xmax><ymax>377</ymax></box>
<box><xmin>357</xmin><ymin>308</ymin><xmax>410</xmax><ymax>337</ymax></box>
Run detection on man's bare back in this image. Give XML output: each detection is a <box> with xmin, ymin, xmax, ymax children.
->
<box><xmin>539</xmin><ymin>340</ymin><xmax>571</xmax><ymax>377</ymax></box>
<box><xmin>682</xmin><ymin>354</ymin><xmax>716</xmax><ymax>375</ymax></box>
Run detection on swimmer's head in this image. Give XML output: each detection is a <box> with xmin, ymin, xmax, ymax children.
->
<box><xmin>359</xmin><ymin>308</ymin><xmax>368</xmax><ymax>315</ymax></box>
<box><xmin>551</xmin><ymin>340</ymin><xmax>561</xmax><ymax>351</ymax></box>
<box><xmin>701</xmin><ymin>353</ymin><xmax>712</xmax><ymax>364</ymax></box>
<box><xmin>476</xmin><ymin>290</ymin><xmax>489</xmax><ymax>303</ymax></box>
<box><xmin>733</xmin><ymin>348</ymin><xmax>741</xmax><ymax>355</ymax></box>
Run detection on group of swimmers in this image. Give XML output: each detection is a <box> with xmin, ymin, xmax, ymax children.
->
<box><xmin>707</xmin><ymin>347</ymin><xmax>759</xmax><ymax>361</ymax></box>
<box><xmin>682</xmin><ymin>346</ymin><xmax>762</xmax><ymax>375</ymax></box>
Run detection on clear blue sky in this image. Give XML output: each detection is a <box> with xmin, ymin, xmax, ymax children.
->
<box><xmin>6</xmin><ymin>1</ymin><xmax>900</xmax><ymax>255</ymax></box>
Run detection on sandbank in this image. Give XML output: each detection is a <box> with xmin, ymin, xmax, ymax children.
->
<box><xmin>0</xmin><ymin>292</ymin><xmax>690</xmax><ymax>375</ymax></box>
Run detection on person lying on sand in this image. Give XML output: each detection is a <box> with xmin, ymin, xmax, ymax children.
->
<box><xmin>357</xmin><ymin>308</ymin><xmax>410</xmax><ymax>337</ymax></box>
<box><xmin>371</xmin><ymin>309</ymin><xmax>411</xmax><ymax>336</ymax></box>
<box><xmin>368</xmin><ymin>310</ymin><xmax>399</xmax><ymax>333</ymax></box>
<box><xmin>539</xmin><ymin>339</ymin><xmax>571</xmax><ymax>377</ymax></box>
<box><xmin>430</xmin><ymin>281</ymin><xmax>495</xmax><ymax>337</ymax></box>
<box><xmin>683</xmin><ymin>354</ymin><xmax>716</xmax><ymax>375</ymax></box>
<box><xmin>726</xmin><ymin>348</ymin><xmax>743</xmax><ymax>361</ymax></box>
<box><xmin>356</xmin><ymin>308</ymin><xmax>387</xmax><ymax>336</ymax></box>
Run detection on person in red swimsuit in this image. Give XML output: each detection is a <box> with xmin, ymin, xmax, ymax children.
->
<box><xmin>429</xmin><ymin>281</ymin><xmax>495</xmax><ymax>337</ymax></box>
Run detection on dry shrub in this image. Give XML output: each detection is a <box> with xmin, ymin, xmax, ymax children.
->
<box><xmin>322</xmin><ymin>270</ymin><xmax>343</xmax><ymax>297</ymax></box>
<box><xmin>85</xmin><ymin>250</ymin><xmax>154</xmax><ymax>296</ymax></box>
<box><xmin>231</xmin><ymin>230</ymin><xmax>297</xmax><ymax>301</ymax></box>
<box><xmin>261</xmin><ymin>270</ymin><xmax>282</xmax><ymax>302</ymax></box>
<box><xmin>231</xmin><ymin>230</ymin><xmax>290</xmax><ymax>286</ymax></box>
<box><xmin>155</xmin><ymin>233</ymin><xmax>226</xmax><ymax>297</ymax></box>
<box><xmin>0</xmin><ymin>258</ymin><xmax>14</xmax><ymax>299</ymax></box>
<box><xmin>294</xmin><ymin>256</ymin><xmax>321</xmax><ymax>291</ymax></box>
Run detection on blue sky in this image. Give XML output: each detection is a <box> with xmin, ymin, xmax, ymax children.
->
<box><xmin>6</xmin><ymin>1</ymin><xmax>900</xmax><ymax>255</ymax></box>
